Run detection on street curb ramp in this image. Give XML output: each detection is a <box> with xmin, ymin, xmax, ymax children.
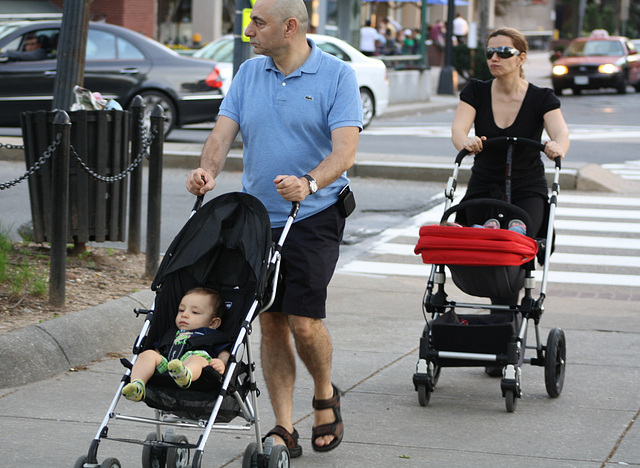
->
<box><xmin>0</xmin><ymin>290</ymin><xmax>155</xmax><ymax>388</ymax></box>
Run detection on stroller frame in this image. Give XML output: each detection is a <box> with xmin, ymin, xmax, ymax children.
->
<box><xmin>75</xmin><ymin>195</ymin><xmax>301</xmax><ymax>468</ymax></box>
<box><xmin>412</xmin><ymin>137</ymin><xmax>567</xmax><ymax>413</ymax></box>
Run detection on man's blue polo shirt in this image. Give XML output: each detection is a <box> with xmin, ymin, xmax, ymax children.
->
<box><xmin>218</xmin><ymin>39</ymin><xmax>363</xmax><ymax>227</ymax></box>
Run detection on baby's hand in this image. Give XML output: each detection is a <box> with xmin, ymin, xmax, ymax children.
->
<box><xmin>209</xmin><ymin>358</ymin><xmax>226</xmax><ymax>374</ymax></box>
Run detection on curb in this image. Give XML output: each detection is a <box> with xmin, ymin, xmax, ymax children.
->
<box><xmin>0</xmin><ymin>290</ymin><xmax>155</xmax><ymax>389</ymax></box>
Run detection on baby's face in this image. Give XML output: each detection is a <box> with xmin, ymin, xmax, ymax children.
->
<box><xmin>175</xmin><ymin>293</ymin><xmax>217</xmax><ymax>330</ymax></box>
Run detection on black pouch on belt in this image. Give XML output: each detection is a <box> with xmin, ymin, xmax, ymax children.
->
<box><xmin>337</xmin><ymin>184</ymin><xmax>356</xmax><ymax>218</ymax></box>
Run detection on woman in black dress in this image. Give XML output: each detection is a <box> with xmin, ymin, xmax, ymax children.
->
<box><xmin>451</xmin><ymin>27</ymin><xmax>570</xmax><ymax>237</ymax></box>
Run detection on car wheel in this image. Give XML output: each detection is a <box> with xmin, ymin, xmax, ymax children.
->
<box><xmin>137</xmin><ymin>90</ymin><xmax>177</xmax><ymax>137</ymax></box>
<box><xmin>616</xmin><ymin>77</ymin><xmax>628</xmax><ymax>94</ymax></box>
<box><xmin>360</xmin><ymin>88</ymin><xmax>375</xmax><ymax>129</ymax></box>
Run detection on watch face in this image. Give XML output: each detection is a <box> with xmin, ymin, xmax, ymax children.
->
<box><xmin>304</xmin><ymin>174</ymin><xmax>317</xmax><ymax>194</ymax></box>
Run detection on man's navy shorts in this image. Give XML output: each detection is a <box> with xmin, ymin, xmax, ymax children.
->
<box><xmin>267</xmin><ymin>203</ymin><xmax>345</xmax><ymax>319</ymax></box>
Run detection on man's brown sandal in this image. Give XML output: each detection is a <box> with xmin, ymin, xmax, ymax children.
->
<box><xmin>311</xmin><ymin>383</ymin><xmax>344</xmax><ymax>452</ymax></box>
<box><xmin>263</xmin><ymin>425</ymin><xmax>303</xmax><ymax>458</ymax></box>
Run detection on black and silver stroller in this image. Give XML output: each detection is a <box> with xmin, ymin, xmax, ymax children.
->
<box><xmin>75</xmin><ymin>192</ymin><xmax>299</xmax><ymax>468</ymax></box>
<box><xmin>412</xmin><ymin>137</ymin><xmax>566</xmax><ymax>412</ymax></box>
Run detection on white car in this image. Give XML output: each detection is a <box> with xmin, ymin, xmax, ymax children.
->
<box><xmin>193</xmin><ymin>33</ymin><xmax>389</xmax><ymax>128</ymax></box>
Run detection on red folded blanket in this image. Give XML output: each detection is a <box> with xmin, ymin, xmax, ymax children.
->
<box><xmin>414</xmin><ymin>225</ymin><xmax>538</xmax><ymax>266</ymax></box>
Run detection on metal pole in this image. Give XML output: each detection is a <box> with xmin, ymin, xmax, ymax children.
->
<box><xmin>437</xmin><ymin>0</ymin><xmax>457</xmax><ymax>95</ymax></box>
<box><xmin>145</xmin><ymin>105</ymin><xmax>164</xmax><ymax>279</ymax></box>
<box><xmin>420</xmin><ymin>0</ymin><xmax>429</xmax><ymax>69</ymax></box>
<box><xmin>51</xmin><ymin>0</ymin><xmax>92</xmax><ymax>111</ymax></box>
<box><xmin>128</xmin><ymin>95</ymin><xmax>144</xmax><ymax>254</ymax></box>
<box><xmin>232</xmin><ymin>0</ymin><xmax>252</xmax><ymax>78</ymax></box>
<box><xmin>49</xmin><ymin>111</ymin><xmax>71</xmax><ymax>307</ymax></box>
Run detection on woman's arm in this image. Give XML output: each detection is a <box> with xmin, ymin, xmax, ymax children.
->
<box><xmin>543</xmin><ymin>108</ymin><xmax>570</xmax><ymax>160</ymax></box>
<box><xmin>451</xmin><ymin>100</ymin><xmax>485</xmax><ymax>154</ymax></box>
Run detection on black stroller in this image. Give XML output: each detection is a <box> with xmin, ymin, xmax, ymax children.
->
<box><xmin>75</xmin><ymin>192</ymin><xmax>299</xmax><ymax>468</ymax></box>
<box><xmin>412</xmin><ymin>137</ymin><xmax>566</xmax><ymax>412</ymax></box>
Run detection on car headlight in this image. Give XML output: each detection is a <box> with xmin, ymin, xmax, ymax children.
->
<box><xmin>598</xmin><ymin>63</ymin><xmax>620</xmax><ymax>74</ymax></box>
<box><xmin>552</xmin><ymin>65</ymin><xmax>568</xmax><ymax>76</ymax></box>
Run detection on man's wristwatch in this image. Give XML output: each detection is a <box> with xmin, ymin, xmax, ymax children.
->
<box><xmin>303</xmin><ymin>174</ymin><xmax>318</xmax><ymax>194</ymax></box>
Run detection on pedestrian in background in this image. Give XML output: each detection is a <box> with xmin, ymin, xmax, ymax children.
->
<box><xmin>360</xmin><ymin>19</ymin><xmax>379</xmax><ymax>56</ymax></box>
<box><xmin>453</xmin><ymin>13</ymin><xmax>469</xmax><ymax>44</ymax></box>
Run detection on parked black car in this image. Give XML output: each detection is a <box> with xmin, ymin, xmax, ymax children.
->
<box><xmin>0</xmin><ymin>20</ymin><xmax>224</xmax><ymax>135</ymax></box>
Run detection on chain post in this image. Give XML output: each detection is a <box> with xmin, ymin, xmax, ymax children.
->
<box><xmin>128</xmin><ymin>96</ymin><xmax>144</xmax><ymax>254</ymax></box>
<box><xmin>49</xmin><ymin>110</ymin><xmax>71</xmax><ymax>307</ymax></box>
<box><xmin>145</xmin><ymin>105</ymin><xmax>165</xmax><ymax>279</ymax></box>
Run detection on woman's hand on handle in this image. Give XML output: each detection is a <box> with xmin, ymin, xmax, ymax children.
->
<box><xmin>462</xmin><ymin>135</ymin><xmax>487</xmax><ymax>155</ymax></box>
<box><xmin>543</xmin><ymin>140</ymin><xmax>565</xmax><ymax>162</ymax></box>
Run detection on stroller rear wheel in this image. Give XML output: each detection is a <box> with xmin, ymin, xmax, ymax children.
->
<box><xmin>165</xmin><ymin>432</ymin><xmax>190</xmax><ymax>468</ymax></box>
<box><xmin>267</xmin><ymin>444</ymin><xmax>290</xmax><ymax>468</ymax></box>
<box><xmin>100</xmin><ymin>458</ymin><xmax>122</xmax><ymax>468</ymax></box>
<box><xmin>142</xmin><ymin>432</ymin><xmax>166</xmax><ymax>468</ymax></box>
<box><xmin>242</xmin><ymin>442</ymin><xmax>258</xmax><ymax>468</ymax></box>
<box><xmin>545</xmin><ymin>328</ymin><xmax>566</xmax><ymax>398</ymax></box>
<box><xmin>74</xmin><ymin>455</ymin><xmax>89</xmax><ymax>468</ymax></box>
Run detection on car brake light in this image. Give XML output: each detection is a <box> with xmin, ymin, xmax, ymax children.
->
<box><xmin>552</xmin><ymin>65</ymin><xmax>568</xmax><ymax>76</ymax></box>
<box><xmin>205</xmin><ymin>67</ymin><xmax>223</xmax><ymax>88</ymax></box>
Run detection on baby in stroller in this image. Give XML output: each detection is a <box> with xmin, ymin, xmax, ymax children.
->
<box><xmin>122</xmin><ymin>287</ymin><xmax>231</xmax><ymax>402</ymax></box>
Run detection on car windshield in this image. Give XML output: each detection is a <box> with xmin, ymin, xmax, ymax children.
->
<box><xmin>566</xmin><ymin>40</ymin><xmax>624</xmax><ymax>57</ymax></box>
<box><xmin>0</xmin><ymin>22</ymin><xmax>22</xmax><ymax>40</ymax></box>
<box><xmin>193</xmin><ymin>38</ymin><xmax>236</xmax><ymax>62</ymax></box>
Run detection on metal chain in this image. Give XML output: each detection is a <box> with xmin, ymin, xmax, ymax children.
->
<box><xmin>0</xmin><ymin>115</ymin><xmax>155</xmax><ymax>189</ymax></box>
<box><xmin>0</xmin><ymin>135</ymin><xmax>61</xmax><ymax>190</ymax></box>
<box><xmin>71</xmin><ymin>115</ymin><xmax>156</xmax><ymax>183</ymax></box>
<box><xmin>0</xmin><ymin>141</ymin><xmax>25</xmax><ymax>150</ymax></box>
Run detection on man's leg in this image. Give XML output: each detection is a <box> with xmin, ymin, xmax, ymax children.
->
<box><xmin>290</xmin><ymin>315</ymin><xmax>335</xmax><ymax>448</ymax></box>
<box><xmin>260</xmin><ymin>311</ymin><xmax>297</xmax><ymax>445</ymax></box>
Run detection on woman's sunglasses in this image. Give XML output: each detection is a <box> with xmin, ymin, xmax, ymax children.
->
<box><xmin>485</xmin><ymin>46</ymin><xmax>521</xmax><ymax>59</ymax></box>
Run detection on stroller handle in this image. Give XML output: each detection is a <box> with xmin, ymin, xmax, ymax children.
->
<box><xmin>192</xmin><ymin>195</ymin><xmax>204</xmax><ymax>213</ymax></box>
<box><xmin>289</xmin><ymin>202</ymin><xmax>300</xmax><ymax>219</ymax></box>
<box><xmin>455</xmin><ymin>137</ymin><xmax>550</xmax><ymax>165</ymax></box>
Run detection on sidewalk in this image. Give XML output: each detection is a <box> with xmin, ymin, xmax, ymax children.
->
<box><xmin>1</xmin><ymin>270</ymin><xmax>638</xmax><ymax>466</ymax></box>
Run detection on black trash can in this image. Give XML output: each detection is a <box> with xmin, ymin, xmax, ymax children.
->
<box><xmin>21</xmin><ymin>109</ymin><xmax>131</xmax><ymax>244</ymax></box>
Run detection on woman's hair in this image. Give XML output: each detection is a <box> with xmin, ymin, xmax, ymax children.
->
<box><xmin>185</xmin><ymin>287</ymin><xmax>226</xmax><ymax>321</ymax></box>
<box><xmin>487</xmin><ymin>27</ymin><xmax>528</xmax><ymax>78</ymax></box>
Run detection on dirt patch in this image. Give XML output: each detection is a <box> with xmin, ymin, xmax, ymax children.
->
<box><xmin>0</xmin><ymin>243</ymin><xmax>153</xmax><ymax>335</ymax></box>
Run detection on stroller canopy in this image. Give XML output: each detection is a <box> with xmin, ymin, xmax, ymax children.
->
<box><xmin>415</xmin><ymin>225</ymin><xmax>538</xmax><ymax>266</ymax></box>
<box><xmin>146</xmin><ymin>192</ymin><xmax>272</xmax><ymax>348</ymax></box>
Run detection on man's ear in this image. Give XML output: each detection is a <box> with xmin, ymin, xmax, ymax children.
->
<box><xmin>283</xmin><ymin>17</ymin><xmax>298</xmax><ymax>37</ymax></box>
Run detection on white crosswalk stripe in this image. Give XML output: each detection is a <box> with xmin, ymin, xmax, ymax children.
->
<box><xmin>340</xmin><ymin>193</ymin><xmax>640</xmax><ymax>288</ymax></box>
<box><xmin>602</xmin><ymin>160</ymin><xmax>640</xmax><ymax>181</ymax></box>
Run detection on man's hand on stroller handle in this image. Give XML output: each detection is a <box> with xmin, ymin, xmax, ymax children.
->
<box><xmin>186</xmin><ymin>168</ymin><xmax>216</xmax><ymax>196</ymax></box>
<box><xmin>274</xmin><ymin>175</ymin><xmax>310</xmax><ymax>202</ymax></box>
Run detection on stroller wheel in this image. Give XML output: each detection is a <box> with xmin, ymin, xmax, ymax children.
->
<box><xmin>142</xmin><ymin>432</ymin><xmax>166</xmax><ymax>468</ymax></box>
<box><xmin>100</xmin><ymin>458</ymin><xmax>122</xmax><ymax>468</ymax></box>
<box><xmin>267</xmin><ymin>444</ymin><xmax>290</xmax><ymax>468</ymax></box>
<box><xmin>74</xmin><ymin>455</ymin><xmax>89</xmax><ymax>468</ymax></box>
<box><xmin>545</xmin><ymin>328</ymin><xmax>566</xmax><ymax>398</ymax></box>
<box><xmin>505</xmin><ymin>390</ymin><xmax>517</xmax><ymax>413</ymax></box>
<box><xmin>242</xmin><ymin>442</ymin><xmax>258</xmax><ymax>468</ymax></box>
<box><xmin>166</xmin><ymin>433</ymin><xmax>190</xmax><ymax>468</ymax></box>
<box><xmin>417</xmin><ymin>384</ymin><xmax>431</xmax><ymax>407</ymax></box>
